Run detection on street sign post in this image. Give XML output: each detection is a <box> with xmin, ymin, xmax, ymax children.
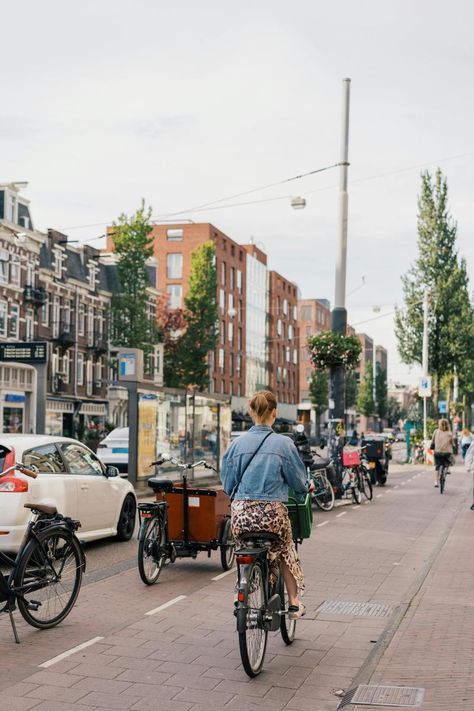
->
<box><xmin>438</xmin><ymin>401</ymin><xmax>447</xmax><ymax>414</ymax></box>
<box><xmin>418</xmin><ymin>376</ymin><xmax>432</xmax><ymax>398</ymax></box>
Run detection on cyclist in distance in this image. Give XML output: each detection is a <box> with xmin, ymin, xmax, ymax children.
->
<box><xmin>431</xmin><ymin>418</ymin><xmax>454</xmax><ymax>488</ymax></box>
<box><xmin>221</xmin><ymin>390</ymin><xmax>312</xmax><ymax>619</ymax></box>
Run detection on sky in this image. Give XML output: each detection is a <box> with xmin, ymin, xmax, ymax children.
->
<box><xmin>2</xmin><ymin>0</ymin><xmax>474</xmax><ymax>387</ymax></box>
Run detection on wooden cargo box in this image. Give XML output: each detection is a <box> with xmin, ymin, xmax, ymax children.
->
<box><xmin>162</xmin><ymin>486</ymin><xmax>231</xmax><ymax>543</ymax></box>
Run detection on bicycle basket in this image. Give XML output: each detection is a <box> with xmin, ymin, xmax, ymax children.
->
<box><xmin>284</xmin><ymin>490</ymin><xmax>313</xmax><ymax>540</ymax></box>
<box><xmin>342</xmin><ymin>449</ymin><xmax>360</xmax><ymax>466</ymax></box>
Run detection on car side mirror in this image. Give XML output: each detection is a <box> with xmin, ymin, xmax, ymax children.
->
<box><xmin>105</xmin><ymin>465</ymin><xmax>119</xmax><ymax>478</ymax></box>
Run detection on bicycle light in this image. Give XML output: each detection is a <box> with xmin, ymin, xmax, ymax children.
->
<box><xmin>236</xmin><ymin>554</ymin><xmax>255</xmax><ymax>564</ymax></box>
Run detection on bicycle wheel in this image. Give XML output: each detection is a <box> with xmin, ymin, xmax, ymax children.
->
<box><xmin>238</xmin><ymin>563</ymin><xmax>268</xmax><ymax>677</ymax></box>
<box><xmin>313</xmin><ymin>473</ymin><xmax>335</xmax><ymax>511</ymax></box>
<box><xmin>16</xmin><ymin>528</ymin><xmax>83</xmax><ymax>629</ymax></box>
<box><xmin>440</xmin><ymin>466</ymin><xmax>446</xmax><ymax>494</ymax></box>
<box><xmin>138</xmin><ymin>515</ymin><xmax>165</xmax><ymax>585</ymax></box>
<box><xmin>278</xmin><ymin>571</ymin><xmax>296</xmax><ymax>645</ymax></box>
<box><xmin>351</xmin><ymin>482</ymin><xmax>362</xmax><ymax>504</ymax></box>
<box><xmin>220</xmin><ymin>518</ymin><xmax>235</xmax><ymax>571</ymax></box>
<box><xmin>360</xmin><ymin>465</ymin><xmax>373</xmax><ymax>501</ymax></box>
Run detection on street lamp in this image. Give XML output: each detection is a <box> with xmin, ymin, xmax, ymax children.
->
<box><xmin>291</xmin><ymin>196</ymin><xmax>307</xmax><ymax>210</ymax></box>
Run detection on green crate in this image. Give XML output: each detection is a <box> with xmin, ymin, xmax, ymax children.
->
<box><xmin>284</xmin><ymin>491</ymin><xmax>313</xmax><ymax>540</ymax></box>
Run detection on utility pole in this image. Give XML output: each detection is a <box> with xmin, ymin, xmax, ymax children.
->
<box><xmin>422</xmin><ymin>290</ymin><xmax>429</xmax><ymax>441</ymax></box>
<box><xmin>329</xmin><ymin>78</ymin><xmax>351</xmax><ymax>447</ymax></box>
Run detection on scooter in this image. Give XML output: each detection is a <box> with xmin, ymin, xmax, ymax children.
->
<box><xmin>362</xmin><ymin>438</ymin><xmax>388</xmax><ymax>486</ymax></box>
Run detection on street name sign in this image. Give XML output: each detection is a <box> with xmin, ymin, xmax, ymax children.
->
<box><xmin>0</xmin><ymin>341</ymin><xmax>48</xmax><ymax>364</ymax></box>
<box><xmin>418</xmin><ymin>376</ymin><xmax>432</xmax><ymax>398</ymax></box>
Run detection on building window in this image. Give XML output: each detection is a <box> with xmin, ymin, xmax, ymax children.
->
<box><xmin>277</xmin><ymin>319</ymin><xmax>282</xmax><ymax>336</ymax></box>
<box><xmin>0</xmin><ymin>301</ymin><xmax>7</xmax><ymax>336</ymax></box>
<box><xmin>53</xmin><ymin>250</ymin><xmax>63</xmax><ymax>278</ymax></box>
<box><xmin>219</xmin><ymin>289</ymin><xmax>225</xmax><ymax>311</ymax></box>
<box><xmin>0</xmin><ymin>255</ymin><xmax>8</xmax><ymax>284</ymax></box>
<box><xmin>293</xmin><ymin>305</ymin><xmax>298</xmax><ymax>321</ymax></box>
<box><xmin>283</xmin><ymin>299</ymin><xmax>288</xmax><ymax>316</ymax></box>
<box><xmin>286</xmin><ymin>346</ymin><xmax>291</xmax><ymax>362</ymax></box>
<box><xmin>293</xmin><ymin>349</ymin><xmax>298</xmax><ymax>365</ymax></box>
<box><xmin>228</xmin><ymin>321</ymin><xmax>233</xmax><ymax>342</ymax></box>
<box><xmin>166</xmin><ymin>228</ymin><xmax>183</xmax><ymax>241</ymax></box>
<box><xmin>166</xmin><ymin>253</ymin><xmax>183</xmax><ymax>279</ymax></box>
<box><xmin>221</xmin><ymin>262</ymin><xmax>226</xmax><ymax>286</ymax></box>
<box><xmin>78</xmin><ymin>304</ymin><xmax>85</xmax><ymax>336</ymax></box>
<box><xmin>76</xmin><ymin>353</ymin><xmax>84</xmax><ymax>386</ymax></box>
<box><xmin>87</xmin><ymin>308</ymin><xmax>94</xmax><ymax>346</ymax></box>
<box><xmin>8</xmin><ymin>194</ymin><xmax>16</xmax><ymax>221</ymax></box>
<box><xmin>62</xmin><ymin>354</ymin><xmax>70</xmax><ymax>384</ymax></box>
<box><xmin>220</xmin><ymin>321</ymin><xmax>225</xmax><ymax>344</ymax></box>
<box><xmin>236</xmin><ymin>269</ymin><xmax>242</xmax><ymax>293</ymax></box>
<box><xmin>228</xmin><ymin>293</ymin><xmax>234</xmax><ymax>312</ymax></box>
<box><xmin>236</xmin><ymin>355</ymin><xmax>241</xmax><ymax>374</ymax></box>
<box><xmin>9</xmin><ymin>304</ymin><xmax>19</xmax><ymax>338</ymax></box>
<box><xmin>230</xmin><ymin>267</ymin><xmax>235</xmax><ymax>290</ymax></box>
<box><xmin>63</xmin><ymin>300</ymin><xmax>71</xmax><ymax>333</ymax></box>
<box><xmin>88</xmin><ymin>265</ymin><xmax>96</xmax><ymax>290</ymax></box>
<box><xmin>238</xmin><ymin>328</ymin><xmax>242</xmax><ymax>350</ymax></box>
<box><xmin>229</xmin><ymin>354</ymin><xmax>234</xmax><ymax>376</ymax></box>
<box><xmin>301</xmin><ymin>305</ymin><xmax>311</xmax><ymax>321</ymax></box>
<box><xmin>166</xmin><ymin>284</ymin><xmax>182</xmax><ymax>309</ymax></box>
<box><xmin>86</xmin><ymin>359</ymin><xmax>93</xmax><ymax>395</ymax></box>
<box><xmin>10</xmin><ymin>256</ymin><xmax>20</xmax><ymax>286</ymax></box>
<box><xmin>41</xmin><ymin>295</ymin><xmax>49</xmax><ymax>327</ymax></box>
<box><xmin>218</xmin><ymin>348</ymin><xmax>224</xmax><ymax>373</ymax></box>
<box><xmin>25</xmin><ymin>308</ymin><xmax>34</xmax><ymax>341</ymax></box>
<box><xmin>26</xmin><ymin>263</ymin><xmax>35</xmax><ymax>287</ymax></box>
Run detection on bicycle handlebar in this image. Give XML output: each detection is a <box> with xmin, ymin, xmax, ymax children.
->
<box><xmin>0</xmin><ymin>463</ymin><xmax>38</xmax><ymax>479</ymax></box>
<box><xmin>150</xmin><ymin>457</ymin><xmax>217</xmax><ymax>473</ymax></box>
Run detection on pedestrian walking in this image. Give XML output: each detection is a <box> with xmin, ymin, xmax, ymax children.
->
<box><xmin>220</xmin><ymin>390</ymin><xmax>313</xmax><ymax>620</ymax></box>
<box><xmin>461</xmin><ymin>428</ymin><xmax>473</xmax><ymax>459</ymax></box>
<box><xmin>431</xmin><ymin>419</ymin><xmax>454</xmax><ymax>487</ymax></box>
<box><xmin>464</xmin><ymin>439</ymin><xmax>474</xmax><ymax>510</ymax></box>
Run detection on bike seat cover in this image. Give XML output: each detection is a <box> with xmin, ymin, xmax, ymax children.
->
<box><xmin>147</xmin><ymin>477</ymin><xmax>174</xmax><ymax>493</ymax></box>
<box><xmin>310</xmin><ymin>459</ymin><xmax>331</xmax><ymax>471</ymax></box>
<box><xmin>239</xmin><ymin>530</ymin><xmax>280</xmax><ymax>543</ymax></box>
<box><xmin>24</xmin><ymin>502</ymin><xmax>57</xmax><ymax>516</ymax></box>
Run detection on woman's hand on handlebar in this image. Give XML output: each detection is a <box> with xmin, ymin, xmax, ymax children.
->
<box><xmin>308</xmin><ymin>479</ymin><xmax>315</xmax><ymax>493</ymax></box>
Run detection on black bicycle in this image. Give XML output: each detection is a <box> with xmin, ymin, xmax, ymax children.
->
<box><xmin>234</xmin><ymin>531</ymin><xmax>297</xmax><ymax>677</ymax></box>
<box><xmin>439</xmin><ymin>457</ymin><xmax>450</xmax><ymax>494</ymax></box>
<box><xmin>138</xmin><ymin>455</ymin><xmax>235</xmax><ymax>585</ymax></box>
<box><xmin>0</xmin><ymin>462</ymin><xmax>85</xmax><ymax>643</ymax></box>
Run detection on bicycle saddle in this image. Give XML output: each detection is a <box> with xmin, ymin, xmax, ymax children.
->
<box><xmin>147</xmin><ymin>477</ymin><xmax>174</xmax><ymax>493</ymax></box>
<box><xmin>239</xmin><ymin>531</ymin><xmax>280</xmax><ymax>543</ymax></box>
<box><xmin>310</xmin><ymin>458</ymin><xmax>331</xmax><ymax>471</ymax></box>
<box><xmin>24</xmin><ymin>502</ymin><xmax>57</xmax><ymax>516</ymax></box>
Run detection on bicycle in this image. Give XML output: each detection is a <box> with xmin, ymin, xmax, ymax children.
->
<box><xmin>138</xmin><ymin>455</ymin><xmax>235</xmax><ymax>585</ymax></box>
<box><xmin>353</xmin><ymin>451</ymin><xmax>373</xmax><ymax>501</ymax></box>
<box><xmin>310</xmin><ymin>466</ymin><xmax>335</xmax><ymax>511</ymax></box>
<box><xmin>438</xmin><ymin>454</ymin><xmax>451</xmax><ymax>494</ymax></box>
<box><xmin>0</xmin><ymin>462</ymin><xmax>85</xmax><ymax>643</ymax></box>
<box><xmin>340</xmin><ymin>466</ymin><xmax>362</xmax><ymax>504</ymax></box>
<box><xmin>234</xmin><ymin>531</ymin><xmax>297</xmax><ymax>677</ymax></box>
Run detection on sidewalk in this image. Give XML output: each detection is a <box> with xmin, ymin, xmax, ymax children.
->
<box><xmin>1</xmin><ymin>463</ymin><xmax>472</xmax><ymax>710</ymax></box>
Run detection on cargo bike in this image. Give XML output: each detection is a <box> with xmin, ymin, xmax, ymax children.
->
<box><xmin>137</xmin><ymin>454</ymin><xmax>235</xmax><ymax>584</ymax></box>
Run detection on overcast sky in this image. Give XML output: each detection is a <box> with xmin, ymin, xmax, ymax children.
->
<box><xmin>3</xmin><ymin>0</ymin><xmax>474</xmax><ymax>386</ymax></box>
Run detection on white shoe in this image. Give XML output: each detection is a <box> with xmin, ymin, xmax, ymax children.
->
<box><xmin>288</xmin><ymin>603</ymin><xmax>306</xmax><ymax>620</ymax></box>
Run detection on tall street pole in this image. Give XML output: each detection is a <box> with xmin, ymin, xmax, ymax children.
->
<box><xmin>422</xmin><ymin>290</ymin><xmax>429</xmax><ymax>441</ymax></box>
<box><xmin>329</xmin><ymin>78</ymin><xmax>351</xmax><ymax>445</ymax></box>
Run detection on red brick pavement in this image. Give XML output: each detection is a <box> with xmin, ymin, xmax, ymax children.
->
<box><xmin>0</xmin><ymin>462</ymin><xmax>472</xmax><ymax>710</ymax></box>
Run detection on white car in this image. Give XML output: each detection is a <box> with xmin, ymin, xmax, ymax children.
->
<box><xmin>0</xmin><ymin>435</ymin><xmax>137</xmax><ymax>552</ymax></box>
<box><xmin>96</xmin><ymin>427</ymin><xmax>129</xmax><ymax>472</ymax></box>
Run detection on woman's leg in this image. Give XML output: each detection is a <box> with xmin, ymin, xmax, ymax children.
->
<box><xmin>281</xmin><ymin>558</ymin><xmax>299</xmax><ymax>607</ymax></box>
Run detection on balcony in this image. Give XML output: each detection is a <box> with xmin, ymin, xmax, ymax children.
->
<box><xmin>52</xmin><ymin>321</ymin><xmax>76</xmax><ymax>349</ymax></box>
<box><xmin>86</xmin><ymin>330</ymin><xmax>108</xmax><ymax>355</ymax></box>
<box><xmin>23</xmin><ymin>285</ymin><xmax>47</xmax><ymax>306</ymax></box>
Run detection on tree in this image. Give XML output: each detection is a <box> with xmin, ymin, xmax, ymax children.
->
<box><xmin>395</xmin><ymin>169</ymin><xmax>474</xmax><ymax>405</ymax></box>
<box><xmin>387</xmin><ymin>397</ymin><xmax>405</xmax><ymax>427</ymax></box>
<box><xmin>165</xmin><ymin>241</ymin><xmax>218</xmax><ymax>390</ymax></box>
<box><xmin>345</xmin><ymin>370</ymin><xmax>358</xmax><ymax>410</ymax></box>
<box><xmin>375</xmin><ymin>364</ymin><xmax>388</xmax><ymax>421</ymax></box>
<box><xmin>309</xmin><ymin>369</ymin><xmax>328</xmax><ymax>439</ymax></box>
<box><xmin>110</xmin><ymin>201</ymin><xmax>158</xmax><ymax>355</ymax></box>
<box><xmin>357</xmin><ymin>364</ymin><xmax>375</xmax><ymax>418</ymax></box>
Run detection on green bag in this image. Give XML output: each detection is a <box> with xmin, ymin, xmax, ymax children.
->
<box><xmin>284</xmin><ymin>489</ymin><xmax>313</xmax><ymax>540</ymax></box>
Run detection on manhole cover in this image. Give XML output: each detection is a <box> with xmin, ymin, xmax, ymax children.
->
<box><xmin>338</xmin><ymin>684</ymin><xmax>425</xmax><ymax>708</ymax></box>
<box><xmin>317</xmin><ymin>600</ymin><xmax>391</xmax><ymax>617</ymax></box>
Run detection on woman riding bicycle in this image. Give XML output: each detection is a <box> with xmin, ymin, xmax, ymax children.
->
<box><xmin>432</xmin><ymin>418</ymin><xmax>453</xmax><ymax>487</ymax></box>
<box><xmin>220</xmin><ymin>390</ymin><xmax>311</xmax><ymax>619</ymax></box>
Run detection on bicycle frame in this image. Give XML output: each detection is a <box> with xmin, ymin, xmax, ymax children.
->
<box><xmin>234</xmin><ymin>547</ymin><xmax>281</xmax><ymax>634</ymax></box>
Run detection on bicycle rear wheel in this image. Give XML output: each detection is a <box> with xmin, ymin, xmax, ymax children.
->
<box><xmin>360</xmin><ymin>465</ymin><xmax>373</xmax><ymax>500</ymax></box>
<box><xmin>138</xmin><ymin>516</ymin><xmax>165</xmax><ymax>585</ymax></box>
<box><xmin>440</xmin><ymin>466</ymin><xmax>446</xmax><ymax>494</ymax></box>
<box><xmin>238</xmin><ymin>563</ymin><xmax>268</xmax><ymax>677</ymax></box>
<box><xmin>16</xmin><ymin>528</ymin><xmax>83</xmax><ymax>629</ymax></box>
<box><xmin>278</xmin><ymin>571</ymin><xmax>296</xmax><ymax>644</ymax></box>
<box><xmin>313</xmin><ymin>473</ymin><xmax>335</xmax><ymax>511</ymax></box>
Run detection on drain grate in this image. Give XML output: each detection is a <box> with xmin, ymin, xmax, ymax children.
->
<box><xmin>317</xmin><ymin>599</ymin><xmax>391</xmax><ymax>617</ymax></box>
<box><xmin>338</xmin><ymin>684</ymin><xmax>425</xmax><ymax>708</ymax></box>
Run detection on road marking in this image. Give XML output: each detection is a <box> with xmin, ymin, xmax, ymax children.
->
<box><xmin>363</xmin><ymin>500</ymin><xmax>370</xmax><ymax>504</ymax></box>
<box><xmin>394</xmin><ymin>485</ymin><xmax>399</xmax><ymax>489</ymax></box>
<box><xmin>145</xmin><ymin>595</ymin><xmax>187</xmax><ymax>616</ymax></box>
<box><xmin>336</xmin><ymin>512</ymin><xmax>347</xmax><ymax>518</ymax></box>
<box><xmin>39</xmin><ymin>636</ymin><xmax>104</xmax><ymax>668</ymax></box>
<box><xmin>317</xmin><ymin>521</ymin><xmax>329</xmax><ymax>527</ymax></box>
<box><xmin>212</xmin><ymin>568</ymin><xmax>235</xmax><ymax>581</ymax></box>
<box><xmin>393</xmin><ymin>562</ymin><xmax>400</xmax><ymax>566</ymax></box>
<box><xmin>376</xmin><ymin>494</ymin><xmax>383</xmax><ymax>498</ymax></box>
<box><xmin>401</xmin><ymin>482</ymin><xmax>406</xmax><ymax>486</ymax></box>
<box><xmin>386</xmin><ymin>490</ymin><xmax>393</xmax><ymax>493</ymax></box>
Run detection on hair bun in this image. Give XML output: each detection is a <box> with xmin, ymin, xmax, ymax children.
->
<box><xmin>249</xmin><ymin>390</ymin><xmax>277</xmax><ymax>419</ymax></box>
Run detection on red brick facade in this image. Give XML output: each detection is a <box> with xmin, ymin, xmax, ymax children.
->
<box><xmin>267</xmin><ymin>271</ymin><xmax>299</xmax><ymax>405</ymax></box>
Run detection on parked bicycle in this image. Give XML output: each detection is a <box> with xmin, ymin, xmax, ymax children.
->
<box><xmin>0</xmin><ymin>462</ymin><xmax>85</xmax><ymax>643</ymax></box>
<box><xmin>310</xmin><ymin>454</ymin><xmax>336</xmax><ymax>511</ymax></box>
<box><xmin>138</xmin><ymin>454</ymin><xmax>235</xmax><ymax>585</ymax></box>
<box><xmin>234</xmin><ymin>531</ymin><xmax>297</xmax><ymax>677</ymax></box>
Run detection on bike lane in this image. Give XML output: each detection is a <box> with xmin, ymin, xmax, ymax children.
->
<box><xmin>0</xmin><ymin>462</ymin><xmax>470</xmax><ymax>710</ymax></box>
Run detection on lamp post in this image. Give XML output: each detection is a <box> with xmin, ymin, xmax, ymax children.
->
<box><xmin>329</xmin><ymin>78</ymin><xmax>351</xmax><ymax>445</ymax></box>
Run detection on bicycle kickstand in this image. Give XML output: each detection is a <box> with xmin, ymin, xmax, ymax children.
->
<box><xmin>8</xmin><ymin>609</ymin><xmax>20</xmax><ymax>644</ymax></box>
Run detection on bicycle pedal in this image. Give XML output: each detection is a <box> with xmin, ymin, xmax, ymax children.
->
<box><xmin>26</xmin><ymin>600</ymin><xmax>41</xmax><ymax>611</ymax></box>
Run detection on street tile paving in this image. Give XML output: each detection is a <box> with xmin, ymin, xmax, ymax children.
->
<box><xmin>1</xmin><ymin>462</ymin><xmax>473</xmax><ymax>709</ymax></box>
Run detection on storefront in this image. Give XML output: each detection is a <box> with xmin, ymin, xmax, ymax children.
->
<box><xmin>0</xmin><ymin>363</ymin><xmax>36</xmax><ymax>434</ymax></box>
<box><xmin>45</xmin><ymin>398</ymin><xmax>107</xmax><ymax>443</ymax></box>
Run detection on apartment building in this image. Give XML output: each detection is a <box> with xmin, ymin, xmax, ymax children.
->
<box><xmin>297</xmin><ymin>298</ymin><xmax>331</xmax><ymax>403</ymax></box>
<box><xmin>0</xmin><ymin>183</ymin><xmax>162</xmax><ymax>436</ymax></box>
<box><xmin>267</xmin><ymin>271</ymin><xmax>299</xmax><ymax>413</ymax></box>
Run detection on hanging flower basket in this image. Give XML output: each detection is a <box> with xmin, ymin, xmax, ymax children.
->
<box><xmin>308</xmin><ymin>332</ymin><xmax>362</xmax><ymax>371</ymax></box>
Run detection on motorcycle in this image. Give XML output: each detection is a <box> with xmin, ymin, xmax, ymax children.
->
<box><xmin>361</xmin><ymin>437</ymin><xmax>388</xmax><ymax>486</ymax></box>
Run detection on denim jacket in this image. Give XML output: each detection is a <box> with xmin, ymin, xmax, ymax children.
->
<box><xmin>220</xmin><ymin>425</ymin><xmax>308</xmax><ymax>502</ymax></box>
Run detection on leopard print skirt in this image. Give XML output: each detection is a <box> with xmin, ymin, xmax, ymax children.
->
<box><xmin>231</xmin><ymin>500</ymin><xmax>305</xmax><ymax>596</ymax></box>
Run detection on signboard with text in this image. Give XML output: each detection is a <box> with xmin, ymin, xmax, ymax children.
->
<box><xmin>0</xmin><ymin>341</ymin><xmax>48</xmax><ymax>364</ymax></box>
<box><xmin>418</xmin><ymin>375</ymin><xmax>432</xmax><ymax>398</ymax></box>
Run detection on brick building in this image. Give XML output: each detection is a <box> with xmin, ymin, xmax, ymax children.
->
<box><xmin>297</xmin><ymin>298</ymin><xmax>331</xmax><ymax>403</ymax></box>
<box><xmin>267</xmin><ymin>271</ymin><xmax>299</xmax><ymax>410</ymax></box>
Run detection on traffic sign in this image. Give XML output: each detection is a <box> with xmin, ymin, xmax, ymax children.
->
<box><xmin>418</xmin><ymin>376</ymin><xmax>432</xmax><ymax>397</ymax></box>
<box><xmin>438</xmin><ymin>400</ymin><xmax>447</xmax><ymax>414</ymax></box>
<box><xmin>0</xmin><ymin>341</ymin><xmax>48</xmax><ymax>364</ymax></box>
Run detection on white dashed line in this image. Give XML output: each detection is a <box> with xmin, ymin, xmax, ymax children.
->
<box><xmin>401</xmin><ymin>482</ymin><xmax>406</xmax><ymax>486</ymax></box>
<box><xmin>39</xmin><ymin>637</ymin><xmax>104</xmax><ymax>668</ymax></box>
<box><xmin>144</xmin><ymin>595</ymin><xmax>187</xmax><ymax>616</ymax></box>
<box><xmin>394</xmin><ymin>485</ymin><xmax>399</xmax><ymax>489</ymax></box>
<box><xmin>212</xmin><ymin>568</ymin><xmax>236</xmax><ymax>581</ymax></box>
<box><xmin>316</xmin><ymin>521</ymin><xmax>329</xmax><ymax>527</ymax></box>
<box><xmin>363</xmin><ymin>500</ymin><xmax>370</xmax><ymax>504</ymax></box>
<box><xmin>376</xmin><ymin>494</ymin><xmax>383</xmax><ymax>498</ymax></box>
<box><xmin>336</xmin><ymin>512</ymin><xmax>347</xmax><ymax>518</ymax></box>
